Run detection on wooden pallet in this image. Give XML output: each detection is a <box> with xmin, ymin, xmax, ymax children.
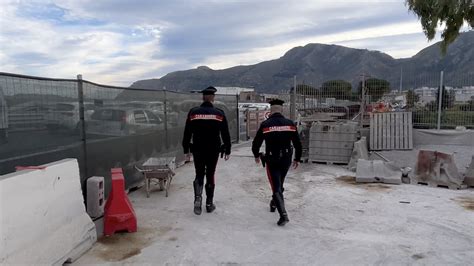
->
<box><xmin>370</xmin><ymin>112</ymin><xmax>413</xmax><ymax>150</ymax></box>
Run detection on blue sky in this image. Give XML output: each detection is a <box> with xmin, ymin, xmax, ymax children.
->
<box><xmin>0</xmin><ymin>0</ymin><xmax>469</xmax><ymax>86</ymax></box>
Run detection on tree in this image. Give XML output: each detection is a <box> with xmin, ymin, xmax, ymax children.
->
<box><xmin>406</xmin><ymin>0</ymin><xmax>474</xmax><ymax>54</ymax></box>
<box><xmin>436</xmin><ymin>86</ymin><xmax>456</xmax><ymax>110</ymax></box>
<box><xmin>469</xmin><ymin>96</ymin><xmax>474</xmax><ymax>111</ymax></box>
<box><xmin>460</xmin><ymin>96</ymin><xmax>474</xmax><ymax>111</ymax></box>
<box><xmin>427</xmin><ymin>86</ymin><xmax>456</xmax><ymax>111</ymax></box>
<box><xmin>295</xmin><ymin>84</ymin><xmax>319</xmax><ymax>95</ymax></box>
<box><xmin>320</xmin><ymin>80</ymin><xmax>352</xmax><ymax>99</ymax></box>
<box><xmin>357</xmin><ymin>78</ymin><xmax>390</xmax><ymax>102</ymax></box>
<box><xmin>406</xmin><ymin>89</ymin><xmax>420</xmax><ymax>108</ymax></box>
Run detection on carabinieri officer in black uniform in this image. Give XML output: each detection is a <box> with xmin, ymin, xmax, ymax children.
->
<box><xmin>252</xmin><ymin>99</ymin><xmax>302</xmax><ymax>226</ymax></box>
<box><xmin>182</xmin><ymin>86</ymin><xmax>231</xmax><ymax>215</ymax></box>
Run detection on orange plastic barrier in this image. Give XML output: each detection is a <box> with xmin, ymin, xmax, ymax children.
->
<box><xmin>103</xmin><ymin>168</ymin><xmax>137</xmax><ymax>236</ymax></box>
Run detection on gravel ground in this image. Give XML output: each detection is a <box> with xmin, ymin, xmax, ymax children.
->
<box><xmin>75</xmin><ymin>142</ymin><xmax>474</xmax><ymax>265</ymax></box>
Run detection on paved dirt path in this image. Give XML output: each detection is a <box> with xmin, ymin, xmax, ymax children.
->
<box><xmin>76</xmin><ymin>142</ymin><xmax>474</xmax><ymax>265</ymax></box>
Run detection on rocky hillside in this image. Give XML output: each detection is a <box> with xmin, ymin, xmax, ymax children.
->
<box><xmin>131</xmin><ymin>31</ymin><xmax>474</xmax><ymax>92</ymax></box>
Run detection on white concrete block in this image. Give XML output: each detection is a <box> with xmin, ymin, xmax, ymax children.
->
<box><xmin>87</xmin><ymin>176</ymin><xmax>105</xmax><ymax>218</ymax></box>
<box><xmin>0</xmin><ymin>159</ymin><xmax>97</xmax><ymax>265</ymax></box>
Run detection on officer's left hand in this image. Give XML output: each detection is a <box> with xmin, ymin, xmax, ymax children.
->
<box><xmin>292</xmin><ymin>160</ymin><xmax>299</xmax><ymax>169</ymax></box>
<box><xmin>224</xmin><ymin>154</ymin><xmax>230</xmax><ymax>161</ymax></box>
<box><xmin>185</xmin><ymin>153</ymin><xmax>191</xmax><ymax>162</ymax></box>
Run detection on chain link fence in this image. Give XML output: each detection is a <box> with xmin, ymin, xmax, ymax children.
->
<box><xmin>0</xmin><ymin>72</ymin><xmax>238</xmax><ymax>193</ymax></box>
<box><xmin>282</xmin><ymin>72</ymin><xmax>474</xmax><ymax>129</ymax></box>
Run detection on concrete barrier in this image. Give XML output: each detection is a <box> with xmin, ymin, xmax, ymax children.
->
<box><xmin>348</xmin><ymin>137</ymin><xmax>369</xmax><ymax>172</ymax></box>
<box><xmin>464</xmin><ymin>156</ymin><xmax>474</xmax><ymax>187</ymax></box>
<box><xmin>356</xmin><ymin>159</ymin><xmax>402</xmax><ymax>184</ymax></box>
<box><xmin>413</xmin><ymin>150</ymin><xmax>465</xmax><ymax>189</ymax></box>
<box><xmin>0</xmin><ymin>159</ymin><xmax>96</xmax><ymax>265</ymax></box>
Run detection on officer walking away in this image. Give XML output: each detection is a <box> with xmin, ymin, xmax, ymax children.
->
<box><xmin>252</xmin><ymin>99</ymin><xmax>302</xmax><ymax>226</ymax></box>
<box><xmin>182</xmin><ymin>86</ymin><xmax>231</xmax><ymax>215</ymax></box>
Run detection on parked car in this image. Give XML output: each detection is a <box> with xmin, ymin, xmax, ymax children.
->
<box><xmin>44</xmin><ymin>102</ymin><xmax>96</xmax><ymax>133</ymax></box>
<box><xmin>120</xmin><ymin>101</ymin><xmax>165</xmax><ymax>114</ymax></box>
<box><xmin>86</xmin><ymin>107</ymin><xmax>165</xmax><ymax>137</ymax></box>
<box><xmin>119</xmin><ymin>101</ymin><xmax>179</xmax><ymax>127</ymax></box>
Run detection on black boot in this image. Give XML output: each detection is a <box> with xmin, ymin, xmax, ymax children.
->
<box><xmin>205</xmin><ymin>183</ymin><xmax>216</xmax><ymax>213</ymax></box>
<box><xmin>273</xmin><ymin>192</ymin><xmax>289</xmax><ymax>226</ymax></box>
<box><xmin>193</xmin><ymin>181</ymin><xmax>203</xmax><ymax>215</ymax></box>
<box><xmin>269</xmin><ymin>199</ymin><xmax>276</xmax><ymax>212</ymax></box>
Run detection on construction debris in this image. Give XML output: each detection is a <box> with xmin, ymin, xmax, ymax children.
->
<box><xmin>355</xmin><ymin>159</ymin><xmax>402</xmax><ymax>184</ymax></box>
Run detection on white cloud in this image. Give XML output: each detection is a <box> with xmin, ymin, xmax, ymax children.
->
<box><xmin>1</xmin><ymin>0</ymin><xmax>468</xmax><ymax>86</ymax></box>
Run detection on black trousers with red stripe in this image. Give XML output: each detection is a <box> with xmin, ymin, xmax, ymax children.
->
<box><xmin>193</xmin><ymin>151</ymin><xmax>219</xmax><ymax>186</ymax></box>
<box><xmin>265</xmin><ymin>154</ymin><xmax>292</xmax><ymax>194</ymax></box>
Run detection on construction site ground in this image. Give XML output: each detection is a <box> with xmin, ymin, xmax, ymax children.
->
<box><xmin>75</xmin><ymin>142</ymin><xmax>474</xmax><ymax>265</ymax></box>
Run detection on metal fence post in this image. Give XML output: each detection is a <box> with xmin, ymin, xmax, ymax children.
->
<box><xmin>360</xmin><ymin>74</ymin><xmax>366</xmax><ymax>125</ymax></box>
<box><xmin>163</xmin><ymin>90</ymin><xmax>169</xmax><ymax>150</ymax></box>
<box><xmin>236</xmin><ymin>94</ymin><xmax>239</xmax><ymax>143</ymax></box>
<box><xmin>77</xmin><ymin>74</ymin><xmax>88</xmax><ymax>177</ymax></box>
<box><xmin>437</xmin><ymin>71</ymin><xmax>444</xmax><ymax>130</ymax></box>
<box><xmin>290</xmin><ymin>75</ymin><xmax>296</xmax><ymax>121</ymax></box>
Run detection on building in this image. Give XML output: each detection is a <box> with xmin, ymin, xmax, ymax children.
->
<box><xmin>213</xmin><ymin>87</ymin><xmax>257</xmax><ymax>102</ymax></box>
<box><xmin>414</xmin><ymin>86</ymin><xmax>474</xmax><ymax>105</ymax></box>
<box><xmin>258</xmin><ymin>93</ymin><xmax>280</xmax><ymax>103</ymax></box>
<box><xmin>414</xmin><ymin>87</ymin><xmax>438</xmax><ymax>106</ymax></box>
<box><xmin>453</xmin><ymin>86</ymin><xmax>474</xmax><ymax>103</ymax></box>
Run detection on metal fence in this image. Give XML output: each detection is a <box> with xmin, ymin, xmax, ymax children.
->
<box><xmin>285</xmin><ymin>72</ymin><xmax>474</xmax><ymax>129</ymax></box>
<box><xmin>0</xmin><ymin>72</ymin><xmax>239</xmax><ymax>193</ymax></box>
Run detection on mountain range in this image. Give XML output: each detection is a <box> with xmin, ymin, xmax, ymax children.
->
<box><xmin>131</xmin><ymin>31</ymin><xmax>474</xmax><ymax>93</ymax></box>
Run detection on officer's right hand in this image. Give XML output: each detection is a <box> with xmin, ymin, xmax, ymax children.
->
<box><xmin>255</xmin><ymin>157</ymin><xmax>260</xmax><ymax>165</ymax></box>
<box><xmin>185</xmin><ymin>153</ymin><xmax>191</xmax><ymax>162</ymax></box>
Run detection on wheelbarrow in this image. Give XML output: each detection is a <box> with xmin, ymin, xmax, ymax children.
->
<box><xmin>135</xmin><ymin>157</ymin><xmax>176</xmax><ymax>197</ymax></box>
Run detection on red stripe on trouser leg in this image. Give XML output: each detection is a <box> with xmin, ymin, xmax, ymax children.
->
<box><xmin>265</xmin><ymin>165</ymin><xmax>275</xmax><ymax>193</ymax></box>
<box><xmin>213</xmin><ymin>157</ymin><xmax>218</xmax><ymax>184</ymax></box>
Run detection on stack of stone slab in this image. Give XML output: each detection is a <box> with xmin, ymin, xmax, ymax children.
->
<box><xmin>309</xmin><ymin>121</ymin><xmax>358</xmax><ymax>164</ymax></box>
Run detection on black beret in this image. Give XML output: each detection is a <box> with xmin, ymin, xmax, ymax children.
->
<box><xmin>201</xmin><ymin>86</ymin><xmax>217</xmax><ymax>95</ymax></box>
<box><xmin>269</xmin><ymin>99</ymin><xmax>285</xmax><ymax>106</ymax></box>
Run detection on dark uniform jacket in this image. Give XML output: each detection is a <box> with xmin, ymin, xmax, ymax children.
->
<box><xmin>252</xmin><ymin>112</ymin><xmax>302</xmax><ymax>161</ymax></box>
<box><xmin>182</xmin><ymin>101</ymin><xmax>231</xmax><ymax>155</ymax></box>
